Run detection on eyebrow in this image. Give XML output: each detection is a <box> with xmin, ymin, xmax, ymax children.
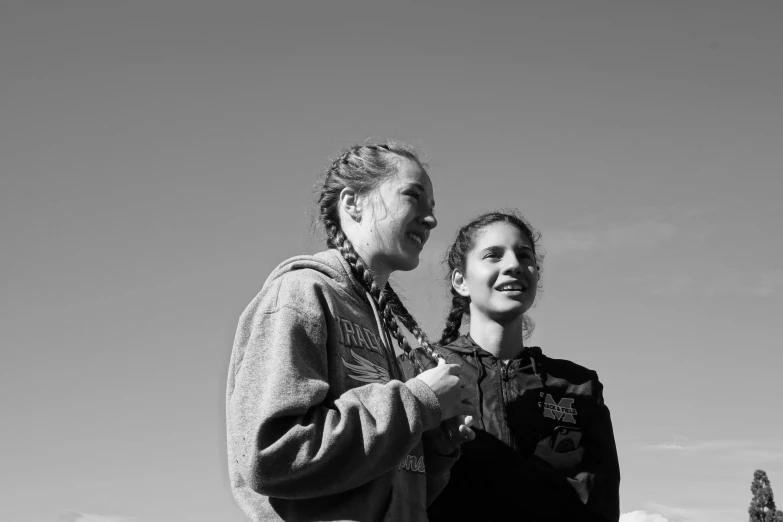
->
<box><xmin>481</xmin><ymin>245</ymin><xmax>534</xmax><ymax>253</ymax></box>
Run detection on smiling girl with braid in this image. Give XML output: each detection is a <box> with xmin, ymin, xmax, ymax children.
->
<box><xmin>226</xmin><ymin>141</ymin><xmax>477</xmax><ymax>522</ymax></box>
<box><xmin>426</xmin><ymin>211</ymin><xmax>620</xmax><ymax>522</ymax></box>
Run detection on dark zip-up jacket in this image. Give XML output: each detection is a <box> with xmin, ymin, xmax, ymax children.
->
<box><xmin>426</xmin><ymin>335</ymin><xmax>620</xmax><ymax>522</ymax></box>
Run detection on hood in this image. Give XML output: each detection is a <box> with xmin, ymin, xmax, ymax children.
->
<box><xmin>444</xmin><ymin>334</ymin><xmax>547</xmax><ymax>381</ymax></box>
<box><xmin>445</xmin><ymin>334</ymin><xmax>543</xmax><ymax>361</ymax></box>
<box><xmin>265</xmin><ymin>249</ymin><xmax>370</xmax><ymax>308</ymax></box>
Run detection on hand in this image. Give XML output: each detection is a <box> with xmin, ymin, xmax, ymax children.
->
<box><xmin>440</xmin><ymin>414</ymin><xmax>477</xmax><ymax>447</ymax></box>
<box><xmin>453</xmin><ymin>414</ymin><xmax>476</xmax><ymax>443</ymax></box>
<box><xmin>415</xmin><ymin>358</ymin><xmax>477</xmax><ymax>421</ymax></box>
<box><xmin>426</xmin><ymin>415</ymin><xmax>476</xmax><ymax>455</ymax></box>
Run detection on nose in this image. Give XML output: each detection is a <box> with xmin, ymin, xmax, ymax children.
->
<box><xmin>420</xmin><ymin>209</ymin><xmax>438</xmax><ymax>230</ymax></box>
<box><xmin>502</xmin><ymin>253</ymin><xmax>522</xmax><ymax>274</ymax></box>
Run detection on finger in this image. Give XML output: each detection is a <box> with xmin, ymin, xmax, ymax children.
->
<box><xmin>462</xmin><ymin>415</ymin><xmax>474</xmax><ymax>428</ymax></box>
<box><xmin>446</xmin><ymin>363</ymin><xmax>463</xmax><ymax>375</ymax></box>
<box><xmin>459</xmin><ymin>424</ymin><xmax>475</xmax><ymax>436</ymax></box>
<box><xmin>437</xmin><ymin>357</ymin><xmax>447</xmax><ymax>367</ymax></box>
<box><xmin>458</xmin><ymin>425</ymin><xmax>476</xmax><ymax>441</ymax></box>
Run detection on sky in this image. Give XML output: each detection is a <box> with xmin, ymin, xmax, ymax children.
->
<box><xmin>1</xmin><ymin>1</ymin><xmax>781</xmax><ymax>521</ymax></box>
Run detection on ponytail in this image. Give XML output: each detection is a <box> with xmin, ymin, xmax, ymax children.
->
<box><xmin>440</xmin><ymin>292</ymin><xmax>468</xmax><ymax>345</ymax></box>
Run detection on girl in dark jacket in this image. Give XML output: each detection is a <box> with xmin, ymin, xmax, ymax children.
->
<box><xmin>426</xmin><ymin>210</ymin><xmax>620</xmax><ymax>522</ymax></box>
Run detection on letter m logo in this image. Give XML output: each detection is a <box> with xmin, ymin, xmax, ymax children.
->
<box><xmin>542</xmin><ymin>394</ymin><xmax>577</xmax><ymax>423</ymax></box>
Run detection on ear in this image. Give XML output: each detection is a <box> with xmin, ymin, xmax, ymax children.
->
<box><xmin>451</xmin><ymin>269</ymin><xmax>470</xmax><ymax>297</ymax></box>
<box><xmin>338</xmin><ymin>187</ymin><xmax>363</xmax><ymax>222</ymax></box>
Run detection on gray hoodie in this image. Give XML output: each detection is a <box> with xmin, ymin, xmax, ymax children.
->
<box><xmin>226</xmin><ymin>249</ymin><xmax>457</xmax><ymax>521</ymax></box>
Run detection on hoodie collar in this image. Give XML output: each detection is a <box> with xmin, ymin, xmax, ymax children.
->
<box><xmin>322</xmin><ymin>249</ymin><xmax>377</xmax><ymax>305</ymax></box>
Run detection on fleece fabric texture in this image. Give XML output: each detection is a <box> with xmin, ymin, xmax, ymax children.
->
<box><xmin>226</xmin><ymin>249</ymin><xmax>457</xmax><ymax>521</ymax></box>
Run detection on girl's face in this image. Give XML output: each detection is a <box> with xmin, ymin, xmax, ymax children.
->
<box><xmin>453</xmin><ymin>221</ymin><xmax>538</xmax><ymax>322</ymax></box>
<box><xmin>355</xmin><ymin>158</ymin><xmax>437</xmax><ymax>278</ymax></box>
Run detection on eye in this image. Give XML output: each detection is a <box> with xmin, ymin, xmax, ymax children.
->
<box><xmin>482</xmin><ymin>251</ymin><xmax>500</xmax><ymax>260</ymax></box>
<box><xmin>517</xmin><ymin>249</ymin><xmax>535</xmax><ymax>261</ymax></box>
<box><xmin>404</xmin><ymin>191</ymin><xmax>421</xmax><ymax>200</ymax></box>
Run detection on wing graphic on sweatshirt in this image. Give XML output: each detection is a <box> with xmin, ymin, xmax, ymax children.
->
<box><xmin>341</xmin><ymin>349</ymin><xmax>391</xmax><ymax>384</ymax></box>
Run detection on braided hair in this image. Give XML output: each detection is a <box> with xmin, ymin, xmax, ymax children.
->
<box><xmin>440</xmin><ymin>210</ymin><xmax>543</xmax><ymax>345</ymax></box>
<box><xmin>317</xmin><ymin>141</ymin><xmax>439</xmax><ymax>374</ymax></box>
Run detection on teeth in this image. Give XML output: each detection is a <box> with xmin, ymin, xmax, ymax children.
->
<box><xmin>498</xmin><ymin>284</ymin><xmax>523</xmax><ymax>291</ymax></box>
<box><xmin>407</xmin><ymin>233</ymin><xmax>423</xmax><ymax>245</ymax></box>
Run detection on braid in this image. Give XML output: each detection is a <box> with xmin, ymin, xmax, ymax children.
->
<box><xmin>324</xmin><ymin>219</ymin><xmax>425</xmax><ymax>372</ymax></box>
<box><xmin>440</xmin><ymin>292</ymin><xmax>467</xmax><ymax>345</ymax></box>
<box><xmin>374</xmin><ymin>288</ymin><xmax>418</xmax><ymax>370</ymax></box>
<box><xmin>338</xmin><ymin>145</ymin><xmax>360</xmax><ymax>167</ymax></box>
<box><xmin>317</xmin><ymin>140</ymin><xmax>433</xmax><ymax>375</ymax></box>
<box><xmin>384</xmin><ymin>284</ymin><xmax>440</xmax><ymax>369</ymax></box>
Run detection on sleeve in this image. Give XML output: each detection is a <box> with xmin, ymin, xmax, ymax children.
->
<box><xmin>226</xmin><ymin>284</ymin><xmax>443</xmax><ymax>500</ymax></box>
<box><xmin>422</xmin><ymin>423</ymin><xmax>461</xmax><ymax>506</ymax></box>
<box><xmin>566</xmin><ymin>374</ymin><xmax>621</xmax><ymax>522</ymax></box>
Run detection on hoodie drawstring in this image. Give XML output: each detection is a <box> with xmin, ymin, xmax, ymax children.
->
<box><xmin>366</xmin><ymin>291</ymin><xmax>404</xmax><ymax>381</ymax></box>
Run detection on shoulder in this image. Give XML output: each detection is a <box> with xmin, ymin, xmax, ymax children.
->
<box><xmin>436</xmin><ymin>335</ymin><xmax>476</xmax><ymax>357</ymax></box>
<box><xmin>541</xmin><ymin>352</ymin><xmax>602</xmax><ymax>388</ymax></box>
<box><xmin>242</xmin><ymin>252</ymin><xmax>366</xmax><ymax>322</ymax></box>
<box><xmin>257</xmin><ymin>269</ymin><xmax>329</xmax><ymax>311</ymax></box>
<box><xmin>433</xmin><ymin>344</ymin><xmax>460</xmax><ymax>358</ymax></box>
<box><xmin>434</xmin><ymin>342</ymin><xmax>467</xmax><ymax>361</ymax></box>
<box><xmin>433</xmin><ymin>338</ymin><xmax>480</xmax><ymax>373</ymax></box>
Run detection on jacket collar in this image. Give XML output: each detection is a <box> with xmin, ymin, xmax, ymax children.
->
<box><xmin>441</xmin><ymin>334</ymin><xmax>485</xmax><ymax>354</ymax></box>
<box><xmin>445</xmin><ymin>334</ymin><xmax>544</xmax><ymax>361</ymax></box>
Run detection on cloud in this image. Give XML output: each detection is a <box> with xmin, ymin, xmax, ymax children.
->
<box><xmin>546</xmin><ymin>217</ymin><xmax>677</xmax><ymax>254</ymax></box>
<box><xmin>620</xmin><ymin>511</ymin><xmax>672</xmax><ymax>522</ymax></box>
<box><xmin>644</xmin><ymin>438</ymin><xmax>750</xmax><ymax>452</ymax></box>
<box><xmin>646</xmin><ymin>502</ymin><xmax>747</xmax><ymax>522</ymax></box>
<box><xmin>58</xmin><ymin>512</ymin><xmax>132</xmax><ymax>522</ymax></box>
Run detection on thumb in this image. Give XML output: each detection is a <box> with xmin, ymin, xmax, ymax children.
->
<box><xmin>437</xmin><ymin>357</ymin><xmax>447</xmax><ymax>367</ymax></box>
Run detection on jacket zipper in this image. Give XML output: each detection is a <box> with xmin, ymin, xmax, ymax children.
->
<box><xmin>498</xmin><ymin>359</ymin><xmax>513</xmax><ymax>448</ymax></box>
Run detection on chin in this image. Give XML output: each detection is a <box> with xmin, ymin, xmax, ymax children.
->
<box><xmin>398</xmin><ymin>259</ymin><xmax>420</xmax><ymax>272</ymax></box>
<box><xmin>488</xmin><ymin>302</ymin><xmax>531</xmax><ymax>322</ymax></box>
<box><xmin>393</xmin><ymin>255</ymin><xmax>421</xmax><ymax>273</ymax></box>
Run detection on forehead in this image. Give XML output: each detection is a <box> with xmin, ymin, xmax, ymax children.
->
<box><xmin>382</xmin><ymin>157</ymin><xmax>433</xmax><ymax>194</ymax></box>
<box><xmin>473</xmin><ymin>221</ymin><xmax>533</xmax><ymax>251</ymax></box>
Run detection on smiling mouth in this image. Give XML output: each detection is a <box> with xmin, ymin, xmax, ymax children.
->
<box><xmin>496</xmin><ymin>283</ymin><xmax>526</xmax><ymax>292</ymax></box>
<box><xmin>406</xmin><ymin>232</ymin><xmax>425</xmax><ymax>247</ymax></box>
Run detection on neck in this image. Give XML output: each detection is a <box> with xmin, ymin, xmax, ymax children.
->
<box><xmin>468</xmin><ymin>308</ymin><xmax>526</xmax><ymax>360</ymax></box>
<box><xmin>370</xmin><ymin>266</ymin><xmax>389</xmax><ymax>289</ymax></box>
<box><xmin>339</xmin><ymin>217</ymin><xmax>392</xmax><ymax>289</ymax></box>
<box><xmin>348</xmin><ymin>243</ymin><xmax>390</xmax><ymax>289</ymax></box>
